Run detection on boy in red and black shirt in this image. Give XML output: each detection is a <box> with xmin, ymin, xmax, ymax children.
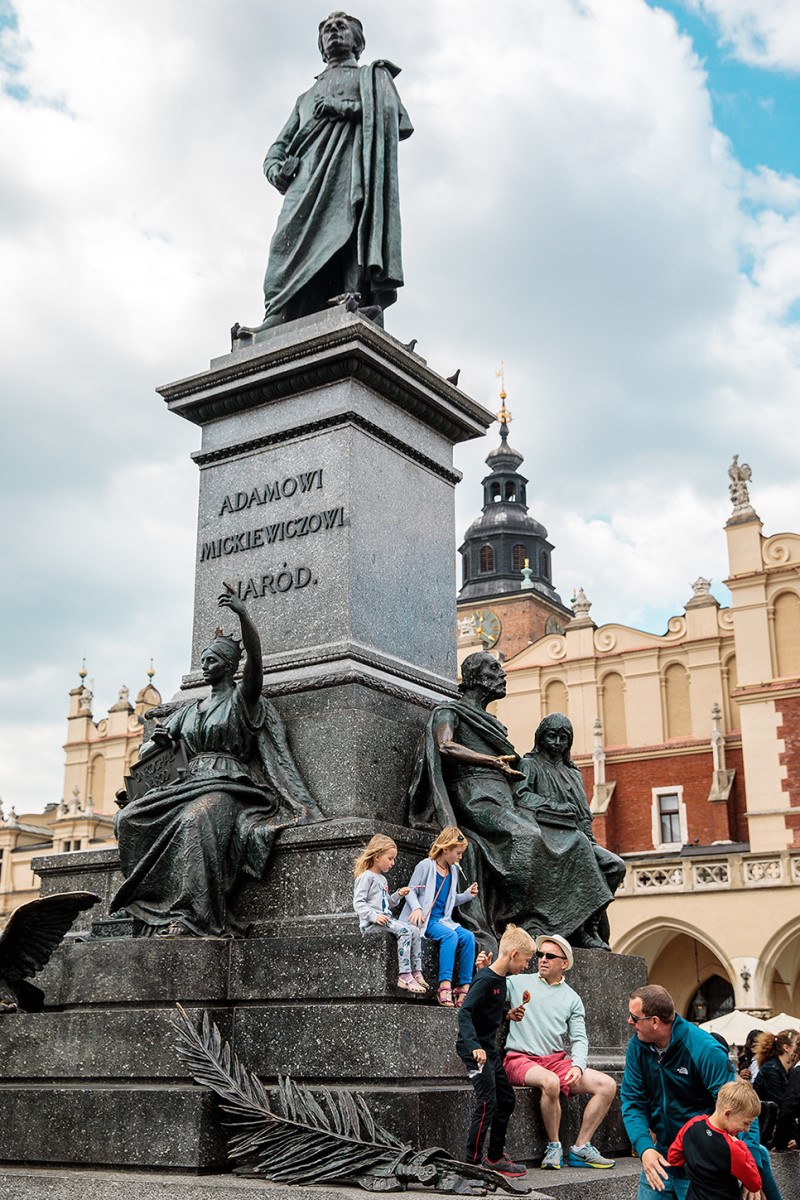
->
<box><xmin>456</xmin><ymin>924</ymin><xmax>535</xmax><ymax>1176</ymax></box>
<box><xmin>668</xmin><ymin>1079</ymin><xmax>762</xmax><ymax>1200</ymax></box>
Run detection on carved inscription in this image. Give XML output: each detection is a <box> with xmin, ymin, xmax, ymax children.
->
<box><xmin>206</xmin><ymin>464</ymin><xmax>344</xmax><ymax>600</ymax></box>
<box><xmin>201</xmin><ymin>505</ymin><xmax>345</xmax><ymax>561</ymax></box>
<box><xmin>233</xmin><ymin>565</ymin><xmax>317</xmax><ymax>601</ymax></box>
<box><xmin>219</xmin><ymin>469</ymin><xmax>323</xmax><ymax>515</ymax></box>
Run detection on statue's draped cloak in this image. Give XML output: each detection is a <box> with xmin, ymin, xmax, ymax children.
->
<box><xmin>112</xmin><ymin>689</ymin><xmax>321</xmax><ymax>936</ymax></box>
<box><xmin>408</xmin><ymin>703</ymin><xmax>621</xmax><ymax>943</ymax></box>
<box><xmin>263</xmin><ymin>60</ymin><xmax>412</xmax><ymax>319</ymax></box>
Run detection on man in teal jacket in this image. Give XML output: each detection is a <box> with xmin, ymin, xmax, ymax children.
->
<box><xmin>621</xmin><ymin>985</ymin><xmax>765</xmax><ymax>1200</ymax></box>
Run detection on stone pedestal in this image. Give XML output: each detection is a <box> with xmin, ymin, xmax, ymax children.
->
<box><xmin>0</xmin><ymin>317</ymin><xmax>656</xmax><ymax>1194</ymax></box>
<box><xmin>159</xmin><ymin>311</ymin><xmax>491</xmax><ymax>822</ymax></box>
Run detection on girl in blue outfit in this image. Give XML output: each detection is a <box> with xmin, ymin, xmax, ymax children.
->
<box><xmin>401</xmin><ymin>826</ymin><xmax>478</xmax><ymax>1008</ymax></box>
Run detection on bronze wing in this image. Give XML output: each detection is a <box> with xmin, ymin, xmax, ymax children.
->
<box><xmin>0</xmin><ymin>891</ymin><xmax>100</xmax><ymax>1009</ymax></box>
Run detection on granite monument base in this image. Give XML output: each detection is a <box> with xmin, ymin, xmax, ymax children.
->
<box><xmin>0</xmin><ymin>837</ymin><xmax>647</xmax><ymax>1179</ymax></box>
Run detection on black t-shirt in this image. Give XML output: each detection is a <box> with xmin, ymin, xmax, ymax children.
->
<box><xmin>456</xmin><ymin>967</ymin><xmax>507</xmax><ymax>1059</ymax></box>
<box><xmin>668</xmin><ymin>1115</ymin><xmax>762</xmax><ymax>1200</ymax></box>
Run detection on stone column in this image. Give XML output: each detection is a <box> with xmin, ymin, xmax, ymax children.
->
<box><xmin>158</xmin><ymin>309</ymin><xmax>492</xmax><ymax>827</ymax></box>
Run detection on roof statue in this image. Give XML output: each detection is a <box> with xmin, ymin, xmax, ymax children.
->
<box><xmin>727</xmin><ymin>455</ymin><xmax>756</xmax><ymax>520</ymax></box>
<box><xmin>235</xmin><ymin>13</ymin><xmax>412</xmax><ymax>340</ymax></box>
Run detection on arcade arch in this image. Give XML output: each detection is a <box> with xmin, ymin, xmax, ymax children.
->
<box><xmin>614</xmin><ymin>919</ymin><xmax>734</xmax><ymax>1019</ymax></box>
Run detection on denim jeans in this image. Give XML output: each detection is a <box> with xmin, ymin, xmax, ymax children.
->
<box><xmin>426</xmin><ymin>917</ymin><xmax>475</xmax><ymax>983</ymax></box>
<box><xmin>636</xmin><ymin>1169</ymin><xmax>690</xmax><ymax>1200</ymax></box>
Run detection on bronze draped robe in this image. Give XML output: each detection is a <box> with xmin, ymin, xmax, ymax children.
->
<box><xmin>408</xmin><ymin>703</ymin><xmax>623</xmax><ymax>944</ymax></box>
<box><xmin>262</xmin><ymin>60</ymin><xmax>412</xmax><ymax>321</ymax></box>
<box><xmin>111</xmin><ymin>689</ymin><xmax>322</xmax><ymax>936</ymax></box>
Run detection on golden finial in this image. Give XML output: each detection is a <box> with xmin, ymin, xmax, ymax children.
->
<box><xmin>494</xmin><ymin>363</ymin><xmax>512</xmax><ymax>426</ymax></box>
<box><xmin>146</xmin><ymin>657</ymin><xmax>155</xmax><ymax>681</ymax></box>
<box><xmin>78</xmin><ymin>657</ymin><xmax>87</xmax><ymax>682</ymax></box>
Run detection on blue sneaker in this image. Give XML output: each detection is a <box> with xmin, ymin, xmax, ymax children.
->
<box><xmin>541</xmin><ymin>1142</ymin><xmax>563</xmax><ymax>1169</ymax></box>
<box><xmin>568</xmin><ymin>1143</ymin><xmax>615</xmax><ymax>1169</ymax></box>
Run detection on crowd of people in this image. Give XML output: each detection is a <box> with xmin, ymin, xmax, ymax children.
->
<box><xmin>353</xmin><ymin>825</ymin><xmax>789</xmax><ymax>1198</ymax></box>
<box><xmin>739</xmin><ymin>1027</ymin><xmax>800</xmax><ymax>1153</ymax></box>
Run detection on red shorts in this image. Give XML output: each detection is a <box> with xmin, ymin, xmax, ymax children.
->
<box><xmin>503</xmin><ymin>1050</ymin><xmax>574</xmax><ymax>1095</ymax></box>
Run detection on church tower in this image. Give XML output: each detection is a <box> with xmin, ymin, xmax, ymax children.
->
<box><xmin>457</xmin><ymin>389</ymin><xmax>572</xmax><ymax>660</ymax></box>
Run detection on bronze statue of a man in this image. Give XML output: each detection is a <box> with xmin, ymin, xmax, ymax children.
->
<box><xmin>408</xmin><ymin>652</ymin><xmax>625</xmax><ymax>950</ymax></box>
<box><xmin>257</xmin><ymin>12</ymin><xmax>412</xmax><ymax>330</ymax></box>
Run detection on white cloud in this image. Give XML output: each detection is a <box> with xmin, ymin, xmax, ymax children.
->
<box><xmin>2</xmin><ymin>0</ymin><xmax>800</xmax><ymax>810</ymax></box>
<box><xmin>685</xmin><ymin>1</ymin><xmax>800</xmax><ymax>70</ymax></box>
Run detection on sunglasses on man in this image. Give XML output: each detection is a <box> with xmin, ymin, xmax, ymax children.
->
<box><xmin>537</xmin><ymin>951</ymin><xmax>567</xmax><ymax>962</ymax></box>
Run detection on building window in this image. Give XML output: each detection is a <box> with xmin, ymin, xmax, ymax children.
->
<box><xmin>490</xmin><ymin>482</ymin><xmax>501</xmax><ymax>502</ymax></box>
<box><xmin>504</xmin><ymin>481</ymin><xmax>516</xmax><ymax>502</ymax></box>
<box><xmin>601</xmin><ymin>672</ymin><xmax>627</xmax><ymax>746</ymax></box>
<box><xmin>651</xmin><ymin>786</ymin><xmax>687</xmax><ymax>849</ymax></box>
<box><xmin>664</xmin><ymin>663</ymin><xmax>691</xmax><ymax>738</ymax></box>
<box><xmin>479</xmin><ymin>545</ymin><xmax>494</xmax><ymax>573</ymax></box>
<box><xmin>512</xmin><ymin>544</ymin><xmax>527</xmax><ymax>571</ymax></box>
<box><xmin>774</xmin><ymin>590</ymin><xmax>800</xmax><ymax>677</ymax></box>
<box><xmin>543</xmin><ymin>678</ymin><xmax>568</xmax><ymax>717</ymax></box>
<box><xmin>540</xmin><ymin>551</ymin><xmax>549</xmax><ymax>579</ymax></box>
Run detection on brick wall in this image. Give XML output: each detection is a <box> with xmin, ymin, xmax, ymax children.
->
<box><xmin>458</xmin><ymin>593</ymin><xmax>570</xmax><ymax>662</ymax></box>
<box><xmin>579</xmin><ymin>742</ymin><xmax>746</xmax><ymax>855</ymax></box>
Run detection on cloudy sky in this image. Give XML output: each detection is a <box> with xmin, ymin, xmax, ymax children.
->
<box><xmin>1</xmin><ymin>0</ymin><xmax>798</xmax><ymax>812</ymax></box>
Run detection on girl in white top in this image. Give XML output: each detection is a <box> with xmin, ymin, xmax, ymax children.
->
<box><xmin>400</xmin><ymin>826</ymin><xmax>478</xmax><ymax>1008</ymax></box>
<box><xmin>352</xmin><ymin>835</ymin><xmax>428</xmax><ymax>994</ymax></box>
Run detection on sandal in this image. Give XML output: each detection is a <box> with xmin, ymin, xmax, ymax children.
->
<box><xmin>437</xmin><ymin>983</ymin><xmax>455</xmax><ymax>1008</ymax></box>
<box><xmin>397</xmin><ymin>979</ymin><xmax>426</xmax><ymax>995</ymax></box>
<box><xmin>413</xmin><ymin>973</ymin><xmax>430</xmax><ymax>991</ymax></box>
<box><xmin>453</xmin><ymin>985</ymin><xmax>470</xmax><ymax>1008</ymax></box>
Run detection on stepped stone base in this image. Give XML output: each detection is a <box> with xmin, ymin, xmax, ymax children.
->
<box><xmin>0</xmin><ymin>1162</ymin><xmax>645</xmax><ymax>1200</ymax></box>
<box><xmin>0</xmin><ymin>907</ymin><xmax>644</xmax><ymax>1172</ymax></box>
<box><xmin>4</xmin><ymin>1154</ymin><xmax>800</xmax><ymax>1200</ymax></box>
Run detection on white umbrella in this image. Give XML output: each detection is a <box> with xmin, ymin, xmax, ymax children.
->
<box><xmin>764</xmin><ymin>1012</ymin><xmax>800</xmax><ymax>1033</ymax></box>
<box><xmin>699</xmin><ymin>1010</ymin><xmax>769</xmax><ymax>1045</ymax></box>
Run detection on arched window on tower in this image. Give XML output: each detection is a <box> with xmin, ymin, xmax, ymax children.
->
<box><xmin>512</xmin><ymin>544</ymin><xmax>527</xmax><ymax>571</ymax></box>
<box><xmin>540</xmin><ymin>551</ymin><xmax>549</xmax><ymax>580</ymax></box>
<box><xmin>479</xmin><ymin>545</ymin><xmax>494</xmax><ymax>573</ymax></box>
<box><xmin>504</xmin><ymin>481</ymin><xmax>516</xmax><ymax>502</ymax></box>
<box><xmin>490</xmin><ymin>482</ymin><xmax>501</xmax><ymax>502</ymax></box>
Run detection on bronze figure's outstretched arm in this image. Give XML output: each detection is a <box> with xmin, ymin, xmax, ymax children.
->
<box><xmin>219</xmin><ymin>585</ymin><xmax>263</xmax><ymax>706</ymax></box>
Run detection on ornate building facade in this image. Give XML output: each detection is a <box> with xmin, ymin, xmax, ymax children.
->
<box><xmin>0</xmin><ymin>670</ymin><xmax>160</xmax><ymax>919</ymax></box>
<box><xmin>487</xmin><ymin>457</ymin><xmax>800</xmax><ymax>1022</ymax></box>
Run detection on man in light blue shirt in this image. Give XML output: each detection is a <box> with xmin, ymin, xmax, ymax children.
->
<box><xmin>505</xmin><ymin>934</ymin><xmax>617</xmax><ymax>1170</ymax></box>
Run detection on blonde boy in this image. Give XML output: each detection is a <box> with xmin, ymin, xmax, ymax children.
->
<box><xmin>667</xmin><ymin>1080</ymin><xmax>762</xmax><ymax>1200</ymax></box>
<box><xmin>456</xmin><ymin>924</ymin><xmax>535</xmax><ymax>1176</ymax></box>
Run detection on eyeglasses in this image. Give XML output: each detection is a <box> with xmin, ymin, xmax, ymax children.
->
<box><xmin>628</xmin><ymin>1011</ymin><xmax>656</xmax><ymax>1023</ymax></box>
<box><xmin>538</xmin><ymin>952</ymin><xmax>567</xmax><ymax>962</ymax></box>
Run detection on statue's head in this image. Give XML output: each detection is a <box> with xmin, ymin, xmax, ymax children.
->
<box><xmin>534</xmin><ymin>712</ymin><xmax>574</xmax><ymax>764</ymax></box>
<box><xmin>318</xmin><ymin>12</ymin><xmax>365</xmax><ymax>63</ymax></box>
<box><xmin>459</xmin><ymin>651</ymin><xmax>507</xmax><ymax>701</ymax></box>
<box><xmin>200</xmin><ymin>631</ymin><xmax>242</xmax><ymax>684</ymax></box>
